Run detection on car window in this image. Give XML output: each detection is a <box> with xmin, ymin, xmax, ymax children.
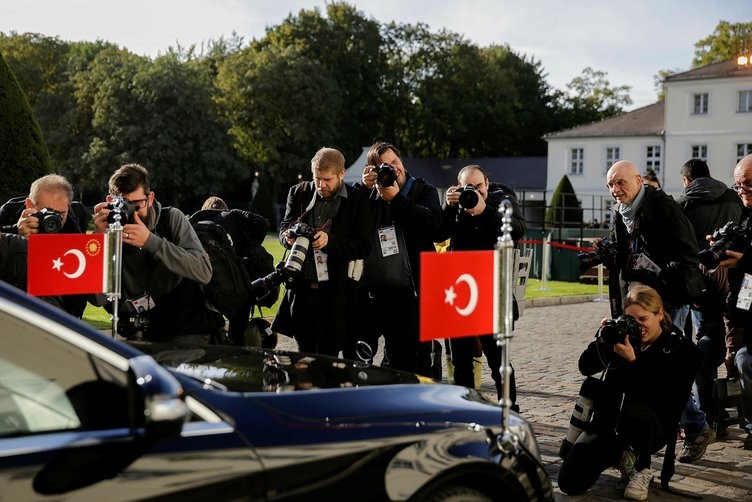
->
<box><xmin>0</xmin><ymin>310</ymin><xmax>129</xmax><ymax>437</ymax></box>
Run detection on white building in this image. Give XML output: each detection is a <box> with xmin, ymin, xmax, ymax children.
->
<box><xmin>545</xmin><ymin>57</ymin><xmax>752</xmax><ymax>223</ymax></box>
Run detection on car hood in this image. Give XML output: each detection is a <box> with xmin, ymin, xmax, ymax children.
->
<box><xmin>130</xmin><ymin>341</ymin><xmax>425</xmax><ymax>392</ymax></box>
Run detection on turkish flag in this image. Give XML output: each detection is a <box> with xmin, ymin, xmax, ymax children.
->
<box><xmin>27</xmin><ymin>234</ymin><xmax>109</xmax><ymax>296</ymax></box>
<box><xmin>419</xmin><ymin>250</ymin><xmax>497</xmax><ymax>341</ymax></box>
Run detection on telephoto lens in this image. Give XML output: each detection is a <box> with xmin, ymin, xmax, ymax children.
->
<box><xmin>37</xmin><ymin>208</ymin><xmax>63</xmax><ymax>234</ymax></box>
<box><xmin>457</xmin><ymin>185</ymin><xmax>480</xmax><ymax>209</ymax></box>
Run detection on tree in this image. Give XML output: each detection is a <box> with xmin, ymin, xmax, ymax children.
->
<box><xmin>0</xmin><ymin>52</ymin><xmax>52</xmax><ymax>202</ymax></box>
<box><xmin>693</xmin><ymin>20</ymin><xmax>752</xmax><ymax>67</ymax></box>
<box><xmin>553</xmin><ymin>67</ymin><xmax>632</xmax><ymax>131</ymax></box>
<box><xmin>545</xmin><ymin>175</ymin><xmax>582</xmax><ymax>229</ymax></box>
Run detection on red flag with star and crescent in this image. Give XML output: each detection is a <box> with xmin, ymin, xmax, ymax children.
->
<box><xmin>419</xmin><ymin>250</ymin><xmax>497</xmax><ymax>341</ymax></box>
<box><xmin>27</xmin><ymin>234</ymin><xmax>109</xmax><ymax>296</ymax></box>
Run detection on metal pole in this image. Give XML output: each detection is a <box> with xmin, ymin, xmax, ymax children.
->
<box><xmin>593</xmin><ymin>263</ymin><xmax>609</xmax><ymax>303</ymax></box>
<box><xmin>496</xmin><ymin>200</ymin><xmax>515</xmax><ymax>435</ymax></box>
<box><xmin>106</xmin><ymin>198</ymin><xmax>126</xmax><ymax>338</ymax></box>
<box><xmin>538</xmin><ymin>232</ymin><xmax>551</xmax><ymax>291</ymax></box>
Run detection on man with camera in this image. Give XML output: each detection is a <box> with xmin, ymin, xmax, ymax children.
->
<box><xmin>0</xmin><ymin>174</ymin><xmax>89</xmax><ymax>317</ymax></box>
<box><xmin>271</xmin><ymin>147</ymin><xmax>372</xmax><ymax>356</ymax></box>
<box><xmin>435</xmin><ymin>165</ymin><xmax>526</xmax><ymax>403</ymax></box>
<box><xmin>716</xmin><ymin>153</ymin><xmax>752</xmax><ymax>450</ymax></box>
<box><xmin>675</xmin><ymin>158</ymin><xmax>742</xmax><ymax>439</ymax></box>
<box><xmin>92</xmin><ymin>163</ymin><xmax>219</xmax><ymax>341</ymax></box>
<box><xmin>355</xmin><ymin>141</ymin><xmax>442</xmax><ymax>375</ymax></box>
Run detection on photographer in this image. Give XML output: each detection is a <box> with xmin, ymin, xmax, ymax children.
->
<box><xmin>558</xmin><ymin>285</ymin><xmax>700</xmax><ymax>500</ymax></box>
<box><xmin>717</xmin><ymin>153</ymin><xmax>752</xmax><ymax>450</ymax></box>
<box><xmin>354</xmin><ymin>141</ymin><xmax>442</xmax><ymax>375</ymax></box>
<box><xmin>0</xmin><ymin>174</ymin><xmax>88</xmax><ymax>317</ymax></box>
<box><xmin>435</xmin><ymin>165</ymin><xmax>525</xmax><ymax>403</ymax></box>
<box><xmin>271</xmin><ymin>147</ymin><xmax>372</xmax><ymax>356</ymax></box>
<box><xmin>92</xmin><ymin>163</ymin><xmax>219</xmax><ymax>341</ymax></box>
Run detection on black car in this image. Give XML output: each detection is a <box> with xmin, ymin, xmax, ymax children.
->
<box><xmin>0</xmin><ymin>281</ymin><xmax>552</xmax><ymax>500</ymax></box>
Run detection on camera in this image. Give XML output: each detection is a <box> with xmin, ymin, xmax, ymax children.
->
<box><xmin>577</xmin><ymin>237</ymin><xmax>617</xmax><ymax>271</ymax></box>
<box><xmin>599</xmin><ymin>314</ymin><xmax>641</xmax><ymax>346</ymax></box>
<box><xmin>250</xmin><ymin>221</ymin><xmax>317</xmax><ymax>298</ymax></box>
<box><xmin>37</xmin><ymin>208</ymin><xmax>63</xmax><ymax>234</ymax></box>
<box><xmin>698</xmin><ymin>221</ymin><xmax>750</xmax><ymax>269</ymax></box>
<box><xmin>375</xmin><ymin>163</ymin><xmax>398</xmax><ymax>187</ymax></box>
<box><xmin>106</xmin><ymin>197</ymin><xmax>137</xmax><ymax>225</ymax></box>
<box><xmin>457</xmin><ymin>184</ymin><xmax>480</xmax><ymax>209</ymax></box>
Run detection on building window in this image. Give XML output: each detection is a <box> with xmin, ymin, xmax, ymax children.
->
<box><xmin>646</xmin><ymin>145</ymin><xmax>662</xmax><ymax>174</ymax></box>
<box><xmin>569</xmin><ymin>148</ymin><xmax>583</xmax><ymax>175</ymax></box>
<box><xmin>739</xmin><ymin>91</ymin><xmax>752</xmax><ymax>112</ymax></box>
<box><xmin>605</xmin><ymin>147</ymin><xmax>620</xmax><ymax>174</ymax></box>
<box><xmin>739</xmin><ymin>143</ymin><xmax>752</xmax><ymax>162</ymax></box>
<box><xmin>692</xmin><ymin>93</ymin><xmax>709</xmax><ymax>115</ymax></box>
<box><xmin>691</xmin><ymin>144</ymin><xmax>708</xmax><ymax>160</ymax></box>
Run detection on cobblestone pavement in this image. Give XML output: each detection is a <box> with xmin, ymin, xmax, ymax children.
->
<box><xmin>277</xmin><ymin>295</ymin><xmax>752</xmax><ymax>501</ymax></box>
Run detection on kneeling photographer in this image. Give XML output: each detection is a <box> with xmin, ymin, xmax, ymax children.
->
<box><xmin>558</xmin><ymin>285</ymin><xmax>700</xmax><ymax>500</ymax></box>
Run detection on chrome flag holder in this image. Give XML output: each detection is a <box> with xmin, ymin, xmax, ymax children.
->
<box><xmin>106</xmin><ymin>197</ymin><xmax>126</xmax><ymax>338</ymax></box>
<box><xmin>495</xmin><ymin>199</ymin><xmax>518</xmax><ymax>451</ymax></box>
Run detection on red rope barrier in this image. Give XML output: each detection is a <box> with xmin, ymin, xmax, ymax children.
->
<box><xmin>519</xmin><ymin>239</ymin><xmax>592</xmax><ymax>253</ymax></box>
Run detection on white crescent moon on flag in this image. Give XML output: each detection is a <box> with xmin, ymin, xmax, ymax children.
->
<box><xmin>63</xmin><ymin>249</ymin><xmax>86</xmax><ymax>279</ymax></box>
<box><xmin>454</xmin><ymin>273</ymin><xmax>478</xmax><ymax>316</ymax></box>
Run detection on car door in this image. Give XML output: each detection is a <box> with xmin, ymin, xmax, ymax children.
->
<box><xmin>0</xmin><ymin>291</ymin><xmax>265</xmax><ymax>500</ymax></box>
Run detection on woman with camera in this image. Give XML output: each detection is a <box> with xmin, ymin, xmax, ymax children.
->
<box><xmin>558</xmin><ymin>285</ymin><xmax>700</xmax><ymax>500</ymax></box>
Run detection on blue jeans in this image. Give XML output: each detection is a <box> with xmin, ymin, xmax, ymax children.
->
<box><xmin>734</xmin><ymin>347</ymin><xmax>752</xmax><ymax>435</ymax></box>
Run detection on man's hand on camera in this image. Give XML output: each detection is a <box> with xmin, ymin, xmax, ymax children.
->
<box><xmin>445</xmin><ymin>185</ymin><xmax>460</xmax><ymax>207</ymax></box>
<box><xmin>362</xmin><ymin>165</ymin><xmax>377</xmax><ymax>189</ymax></box>
<box><xmin>121</xmin><ymin>212</ymin><xmax>149</xmax><ymax>248</ymax></box>
<box><xmin>92</xmin><ymin>201</ymin><xmax>111</xmax><ymax>233</ymax></box>
<box><xmin>16</xmin><ymin>208</ymin><xmax>39</xmax><ymax>237</ymax></box>
<box><xmin>376</xmin><ymin>183</ymin><xmax>398</xmax><ymax>202</ymax></box>
<box><xmin>719</xmin><ymin>249</ymin><xmax>743</xmax><ymax>268</ymax></box>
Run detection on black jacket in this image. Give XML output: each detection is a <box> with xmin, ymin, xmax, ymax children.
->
<box><xmin>676</xmin><ymin>177</ymin><xmax>743</xmax><ymax>251</ymax></box>
<box><xmin>579</xmin><ymin>327</ymin><xmax>700</xmax><ymax>434</ymax></box>
<box><xmin>610</xmin><ymin>185</ymin><xmax>704</xmax><ymax>308</ymax></box>
<box><xmin>354</xmin><ymin>174</ymin><xmax>441</xmax><ymax>289</ymax></box>
<box><xmin>436</xmin><ymin>184</ymin><xmax>526</xmax><ymax>250</ymax></box>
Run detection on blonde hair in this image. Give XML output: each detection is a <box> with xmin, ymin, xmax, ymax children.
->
<box><xmin>201</xmin><ymin>196</ymin><xmax>227</xmax><ymax>210</ymax></box>
<box><xmin>623</xmin><ymin>285</ymin><xmax>671</xmax><ymax>331</ymax></box>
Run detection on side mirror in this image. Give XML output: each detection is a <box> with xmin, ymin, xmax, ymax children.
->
<box><xmin>32</xmin><ymin>355</ymin><xmax>188</xmax><ymax>495</ymax></box>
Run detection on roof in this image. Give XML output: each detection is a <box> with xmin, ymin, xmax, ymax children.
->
<box><xmin>664</xmin><ymin>58</ymin><xmax>752</xmax><ymax>82</ymax></box>
<box><xmin>544</xmin><ymin>101</ymin><xmax>665</xmax><ymax>140</ymax></box>
<box><xmin>344</xmin><ymin>152</ymin><xmax>546</xmax><ymax>190</ymax></box>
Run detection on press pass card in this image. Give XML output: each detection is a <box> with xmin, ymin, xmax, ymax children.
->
<box><xmin>737</xmin><ymin>273</ymin><xmax>752</xmax><ymax>311</ymax></box>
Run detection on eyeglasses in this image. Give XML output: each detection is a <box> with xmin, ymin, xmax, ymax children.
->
<box><xmin>731</xmin><ymin>181</ymin><xmax>752</xmax><ymax>194</ymax></box>
<box><xmin>124</xmin><ymin>197</ymin><xmax>149</xmax><ymax>209</ymax></box>
<box><xmin>605</xmin><ymin>178</ymin><xmax>628</xmax><ymax>189</ymax></box>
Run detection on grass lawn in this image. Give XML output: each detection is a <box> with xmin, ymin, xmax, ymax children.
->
<box><xmin>83</xmin><ymin>236</ymin><xmax>601</xmax><ymax>328</ymax></box>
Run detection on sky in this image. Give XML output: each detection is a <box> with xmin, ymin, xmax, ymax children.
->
<box><xmin>1</xmin><ymin>0</ymin><xmax>749</xmax><ymax>110</ymax></box>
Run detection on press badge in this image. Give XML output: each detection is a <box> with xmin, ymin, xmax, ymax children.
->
<box><xmin>378</xmin><ymin>225</ymin><xmax>399</xmax><ymax>257</ymax></box>
<box><xmin>736</xmin><ymin>273</ymin><xmax>752</xmax><ymax>311</ymax></box>
<box><xmin>314</xmin><ymin>250</ymin><xmax>329</xmax><ymax>282</ymax></box>
<box><xmin>129</xmin><ymin>294</ymin><xmax>155</xmax><ymax>313</ymax></box>
<box><xmin>631</xmin><ymin>253</ymin><xmax>661</xmax><ymax>275</ymax></box>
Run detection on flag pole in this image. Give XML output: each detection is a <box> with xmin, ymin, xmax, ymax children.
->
<box><xmin>495</xmin><ymin>199</ymin><xmax>516</xmax><ymax>440</ymax></box>
<box><xmin>106</xmin><ymin>198</ymin><xmax>126</xmax><ymax>338</ymax></box>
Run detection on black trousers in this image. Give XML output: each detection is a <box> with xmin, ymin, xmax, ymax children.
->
<box><xmin>558</xmin><ymin>401</ymin><xmax>666</xmax><ymax>495</ymax></box>
<box><xmin>449</xmin><ymin>335</ymin><xmax>516</xmax><ymax>404</ymax></box>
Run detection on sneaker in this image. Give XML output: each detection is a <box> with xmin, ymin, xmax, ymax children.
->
<box><xmin>743</xmin><ymin>433</ymin><xmax>752</xmax><ymax>451</ymax></box>
<box><xmin>617</xmin><ymin>449</ymin><xmax>636</xmax><ymax>482</ymax></box>
<box><xmin>624</xmin><ymin>468</ymin><xmax>652</xmax><ymax>500</ymax></box>
<box><xmin>678</xmin><ymin>423</ymin><xmax>716</xmax><ymax>463</ymax></box>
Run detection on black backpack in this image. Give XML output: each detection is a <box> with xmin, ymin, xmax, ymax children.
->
<box><xmin>191</xmin><ymin>220</ymin><xmax>253</xmax><ymax>316</ymax></box>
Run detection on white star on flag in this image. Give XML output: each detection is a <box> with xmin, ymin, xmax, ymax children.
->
<box><xmin>52</xmin><ymin>257</ymin><xmax>64</xmax><ymax>271</ymax></box>
<box><xmin>444</xmin><ymin>285</ymin><xmax>457</xmax><ymax>305</ymax></box>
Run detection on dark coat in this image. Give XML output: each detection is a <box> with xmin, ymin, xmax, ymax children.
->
<box><xmin>353</xmin><ymin>174</ymin><xmax>442</xmax><ymax>289</ymax></box>
<box><xmin>610</xmin><ymin>185</ymin><xmax>704</xmax><ymax>308</ymax></box>
<box><xmin>578</xmin><ymin>327</ymin><xmax>700</xmax><ymax>433</ymax></box>
<box><xmin>676</xmin><ymin>177</ymin><xmax>743</xmax><ymax>251</ymax></box>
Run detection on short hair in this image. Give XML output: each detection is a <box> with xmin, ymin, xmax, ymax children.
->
<box><xmin>29</xmin><ymin>174</ymin><xmax>74</xmax><ymax>205</ymax></box>
<box><xmin>457</xmin><ymin>165</ymin><xmax>489</xmax><ymax>185</ymax></box>
<box><xmin>680</xmin><ymin>159</ymin><xmax>710</xmax><ymax>181</ymax></box>
<box><xmin>311</xmin><ymin>147</ymin><xmax>345</xmax><ymax>173</ymax></box>
<box><xmin>201</xmin><ymin>196</ymin><xmax>228</xmax><ymax>210</ymax></box>
<box><xmin>109</xmin><ymin>163</ymin><xmax>150</xmax><ymax>196</ymax></box>
<box><xmin>623</xmin><ymin>284</ymin><xmax>671</xmax><ymax>332</ymax></box>
<box><xmin>366</xmin><ymin>141</ymin><xmax>400</xmax><ymax>167</ymax></box>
